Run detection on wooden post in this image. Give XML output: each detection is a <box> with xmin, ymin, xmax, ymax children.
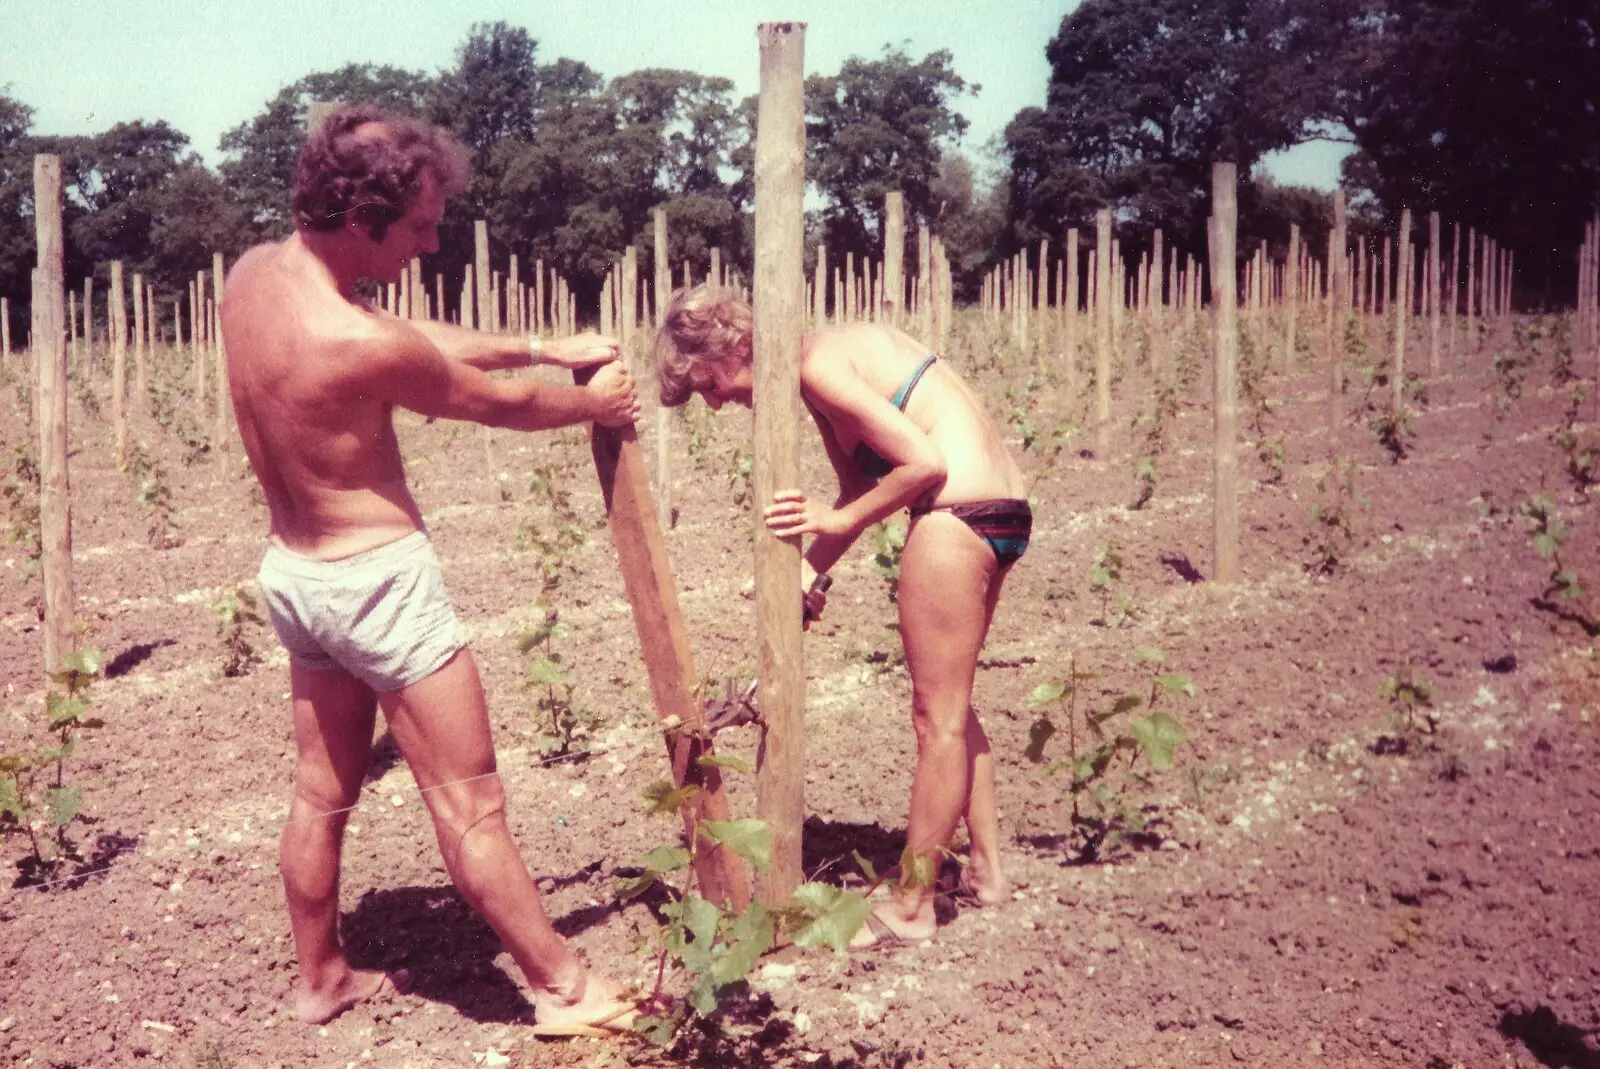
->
<box><xmin>132</xmin><ymin>272</ymin><xmax>147</xmax><ymax>419</ymax></box>
<box><xmin>1392</xmin><ymin>209</ymin><xmax>1411</xmax><ymax>412</ymax></box>
<box><xmin>917</xmin><ymin>225</ymin><xmax>931</xmax><ymax>343</ymax></box>
<box><xmin>35</xmin><ymin>156</ymin><xmax>73</xmax><ymax>674</ymax></box>
<box><xmin>212</xmin><ymin>253</ymin><xmax>229</xmax><ymax>465</ymax></box>
<box><xmin>753</xmin><ymin>19</ymin><xmax>807</xmax><ymax>907</ymax></box>
<box><xmin>813</xmin><ymin>243</ymin><xmax>826</xmax><ymax>327</ymax></box>
<box><xmin>1</xmin><ymin>297</ymin><xmax>9</xmax><ymax>360</ymax></box>
<box><xmin>473</xmin><ymin>220</ymin><xmax>490</xmax><ymax>330</ymax></box>
<box><xmin>1447</xmin><ymin>224</ymin><xmax>1461</xmax><ymax>360</ymax></box>
<box><xmin>653</xmin><ymin>206</ymin><xmax>672</xmax><ymax>531</ymax></box>
<box><xmin>1063</xmin><ymin>228</ymin><xmax>1080</xmax><ymax>400</ymax></box>
<box><xmin>307</xmin><ymin>100</ymin><xmax>338</xmax><ymax>135</ymax></box>
<box><xmin>110</xmin><ymin>261</ymin><xmax>128</xmax><ymax>467</ymax></box>
<box><xmin>622</xmin><ymin>246</ymin><xmax>639</xmax><ymax>348</ymax></box>
<box><xmin>1330</xmin><ymin>191</ymin><xmax>1348</xmax><ymax>442</ymax></box>
<box><xmin>883</xmin><ymin>191</ymin><xmax>904</xmax><ymax>326</ymax></box>
<box><xmin>1427</xmin><ymin>212</ymin><xmax>1441</xmax><ymax>376</ymax></box>
<box><xmin>1094</xmin><ymin>208</ymin><xmax>1113</xmax><ymax>458</ymax></box>
<box><xmin>1284</xmin><ymin>224</ymin><xmax>1300</xmax><ymax>369</ymax></box>
<box><xmin>575</xmin><ymin>359</ymin><xmax>748</xmax><ymax>909</ymax></box>
<box><xmin>1211</xmin><ymin>163</ymin><xmax>1240</xmax><ymax>584</ymax></box>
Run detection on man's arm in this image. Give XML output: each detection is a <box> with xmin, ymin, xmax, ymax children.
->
<box><xmin>392</xmin><ymin>314</ymin><xmax>622</xmax><ymax>373</ymax></box>
<box><xmin>344</xmin><ymin>319</ymin><xmax>639</xmax><ymax>431</ymax></box>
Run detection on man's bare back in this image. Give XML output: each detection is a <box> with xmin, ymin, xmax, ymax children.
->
<box><xmin>225</xmin><ymin>238</ymin><xmax>428</xmax><ymax>559</ymax></box>
<box><xmin>223</xmin><ymin>173</ymin><xmax>638</xmax><ymax>561</ymax></box>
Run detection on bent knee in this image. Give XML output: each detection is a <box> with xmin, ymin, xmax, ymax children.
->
<box><xmin>426</xmin><ymin>782</ymin><xmax>509</xmax><ymax>846</ymax></box>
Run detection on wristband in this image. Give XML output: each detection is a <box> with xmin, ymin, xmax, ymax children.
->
<box><xmin>527</xmin><ymin>333</ymin><xmax>543</xmax><ymax>365</ymax></box>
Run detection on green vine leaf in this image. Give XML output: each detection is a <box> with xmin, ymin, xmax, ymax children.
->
<box><xmin>641</xmin><ymin>779</ymin><xmax>701</xmax><ymax>816</ymax></box>
<box><xmin>1027</xmin><ymin>681</ymin><xmax>1066</xmax><ymax>708</ymax></box>
<box><xmin>45</xmin><ymin>786</ymin><xmax>82</xmax><ymax>827</ymax></box>
<box><xmin>638</xmin><ymin>845</ymin><xmax>691</xmax><ymax>874</ymax></box>
<box><xmin>1155</xmin><ymin>674</ymin><xmax>1196</xmax><ymax>697</ymax></box>
<box><xmin>699</xmin><ymin>819</ymin><xmax>771</xmax><ymax>872</ymax></box>
<box><xmin>713</xmin><ymin>903</ymin><xmax>775</xmax><ymax>986</ymax></box>
<box><xmin>789</xmin><ymin>883</ymin><xmax>870</xmax><ymax>954</ymax></box>
<box><xmin>1129</xmin><ymin>710</ymin><xmax>1186</xmax><ymax>771</ymax></box>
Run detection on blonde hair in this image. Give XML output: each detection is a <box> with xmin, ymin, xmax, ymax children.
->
<box><xmin>654</xmin><ymin>284</ymin><xmax>752</xmax><ymax>407</ymax></box>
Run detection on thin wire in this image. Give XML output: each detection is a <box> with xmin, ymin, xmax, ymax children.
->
<box><xmin>4</xmin><ymin>749</ymin><xmax>598</xmax><ymax>900</ymax></box>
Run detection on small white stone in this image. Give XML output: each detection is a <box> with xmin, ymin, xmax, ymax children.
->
<box><xmin>568</xmin><ymin>784</ymin><xmax>587</xmax><ymax>799</ymax></box>
<box><xmin>389</xmin><ymin>795</ymin><xmax>404</xmax><ymax>808</ymax></box>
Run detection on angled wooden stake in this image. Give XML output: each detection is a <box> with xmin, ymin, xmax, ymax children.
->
<box><xmin>577</xmin><ymin>367</ymin><xmax>749</xmax><ymax>910</ymax></box>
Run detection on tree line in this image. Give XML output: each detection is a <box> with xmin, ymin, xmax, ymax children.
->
<box><xmin>2</xmin><ymin>2</ymin><xmax>1596</xmax><ymax>343</ymax></box>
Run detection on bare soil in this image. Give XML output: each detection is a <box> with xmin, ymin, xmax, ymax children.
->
<box><xmin>2</xmin><ymin>316</ymin><xmax>1599</xmax><ymax>1069</ymax></box>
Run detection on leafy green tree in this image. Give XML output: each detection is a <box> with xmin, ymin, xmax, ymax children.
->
<box><xmin>1003</xmin><ymin>0</ymin><xmax>1331</xmax><ymax>256</ymax></box>
<box><xmin>0</xmin><ymin>90</ymin><xmax>36</xmax><ymax>345</ymax></box>
<box><xmin>1316</xmin><ymin>0</ymin><xmax>1600</xmax><ymax>300</ymax></box>
<box><xmin>805</xmin><ymin>47</ymin><xmax>973</xmax><ymax>264</ymax></box>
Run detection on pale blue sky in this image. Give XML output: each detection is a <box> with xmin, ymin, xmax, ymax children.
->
<box><xmin>1</xmin><ymin>0</ymin><xmax>1345</xmax><ymax>188</ymax></box>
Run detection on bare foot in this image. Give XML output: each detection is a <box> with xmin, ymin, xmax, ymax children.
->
<box><xmin>529</xmin><ymin>964</ymin><xmax>639</xmax><ymax>1038</ymax></box>
<box><xmin>848</xmin><ymin>903</ymin><xmax>937</xmax><ymax>950</ymax></box>
<box><xmin>294</xmin><ymin>967</ymin><xmax>411</xmax><ymax>1025</ymax></box>
<box><xmin>957</xmin><ymin>868</ymin><xmax>1010</xmax><ymax>907</ymax></box>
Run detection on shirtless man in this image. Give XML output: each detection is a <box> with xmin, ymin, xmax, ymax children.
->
<box><xmin>221</xmin><ymin>105</ymin><xmax>638</xmax><ymax>1032</ymax></box>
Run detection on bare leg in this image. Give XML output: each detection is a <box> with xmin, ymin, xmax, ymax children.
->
<box><xmin>960</xmin><ymin>570</ymin><xmax>1012</xmax><ymax>904</ymax></box>
<box><xmin>378</xmin><ymin>648</ymin><xmax>634</xmax><ymax>1029</ymax></box>
<box><xmin>853</xmin><ymin>512</ymin><xmax>1000</xmax><ymax>945</ymax></box>
<box><xmin>279</xmin><ymin>663</ymin><xmax>410</xmax><ymax>1024</ymax></box>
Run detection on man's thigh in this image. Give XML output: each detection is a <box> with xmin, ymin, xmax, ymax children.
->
<box><xmin>290</xmin><ymin>662</ymin><xmax>379</xmax><ymax>807</ymax></box>
<box><xmin>377</xmin><ymin>648</ymin><xmax>498</xmax><ymax>792</ymax></box>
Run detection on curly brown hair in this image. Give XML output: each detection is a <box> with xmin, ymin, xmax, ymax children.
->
<box><xmin>655</xmin><ymin>284</ymin><xmax>753</xmax><ymax>407</ymax></box>
<box><xmin>291</xmin><ymin>104</ymin><xmax>469</xmax><ymax>238</ymax></box>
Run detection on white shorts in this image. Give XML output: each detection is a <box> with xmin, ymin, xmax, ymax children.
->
<box><xmin>256</xmin><ymin>530</ymin><xmax>466</xmax><ymax>693</ymax></box>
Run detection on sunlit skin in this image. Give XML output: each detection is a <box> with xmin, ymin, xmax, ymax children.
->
<box><xmin>694</xmin><ymin>321</ymin><xmax>1024</xmax><ymax>946</ymax></box>
<box><xmin>223</xmin><ymin>123</ymin><xmax>639</xmax><ymax>1030</ymax></box>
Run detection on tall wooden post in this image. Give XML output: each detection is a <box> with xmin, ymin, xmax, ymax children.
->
<box><xmin>622</xmin><ymin>246</ymin><xmax>639</xmax><ymax>347</ymax></box>
<box><xmin>110</xmin><ymin>261</ymin><xmax>128</xmax><ymax>467</ymax></box>
<box><xmin>1427</xmin><ymin>212</ymin><xmax>1441</xmax><ymax>376</ymax></box>
<box><xmin>1094</xmin><ymin>209</ymin><xmax>1113</xmax><ymax>457</ymax></box>
<box><xmin>1330</xmin><ymin>191</ymin><xmax>1348</xmax><ymax>442</ymax></box>
<box><xmin>1392</xmin><ymin>209</ymin><xmax>1411</xmax><ymax>412</ymax></box>
<box><xmin>1</xmin><ymin>297</ymin><xmax>9</xmax><ymax>360</ymax></box>
<box><xmin>307</xmin><ymin>100</ymin><xmax>338</xmax><ymax>135</ymax></box>
<box><xmin>35</xmin><ymin>155</ymin><xmax>73</xmax><ymax>673</ymax></box>
<box><xmin>132</xmin><ymin>272</ymin><xmax>147</xmax><ymax>419</ymax></box>
<box><xmin>1284</xmin><ymin>224</ymin><xmax>1300</xmax><ymax>369</ymax></box>
<box><xmin>1447</xmin><ymin>224</ymin><xmax>1461</xmax><ymax>360</ymax></box>
<box><xmin>213</xmin><ymin>253</ymin><xmax>229</xmax><ymax>464</ymax></box>
<box><xmin>883</xmin><ymin>191</ymin><xmax>904</xmax><ymax>326</ymax></box>
<box><xmin>1211</xmin><ymin>163</ymin><xmax>1240</xmax><ymax>584</ymax></box>
<box><xmin>813</xmin><ymin>243</ymin><xmax>827</xmax><ymax>327</ymax></box>
<box><xmin>573</xmin><ymin>363</ymin><xmax>749</xmax><ymax>908</ymax></box>
<box><xmin>1063</xmin><ymin>227</ymin><xmax>1080</xmax><ymax>400</ymax></box>
<box><xmin>653</xmin><ymin>207</ymin><xmax>672</xmax><ymax>531</ymax></box>
<box><xmin>473</xmin><ymin>220</ymin><xmax>490</xmax><ymax>331</ymax></box>
<box><xmin>917</xmin><ymin>225</ymin><xmax>931</xmax><ymax>342</ymax></box>
<box><xmin>752</xmin><ymin>20</ymin><xmax>807</xmax><ymax>907</ymax></box>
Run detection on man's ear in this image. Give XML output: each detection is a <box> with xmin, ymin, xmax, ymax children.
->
<box><xmin>343</xmin><ymin>211</ymin><xmax>375</xmax><ymax>243</ymax></box>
